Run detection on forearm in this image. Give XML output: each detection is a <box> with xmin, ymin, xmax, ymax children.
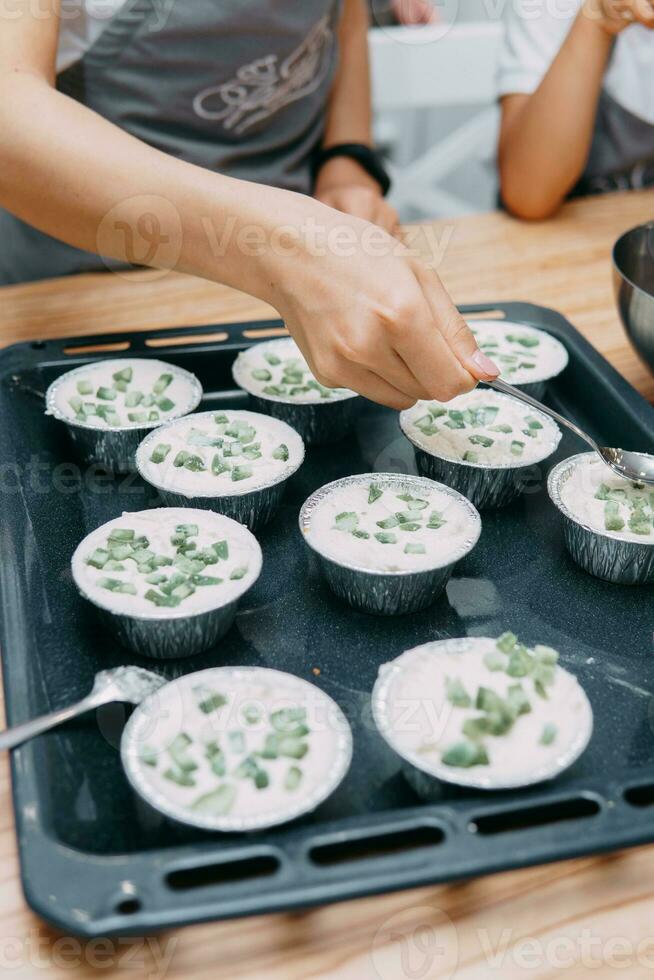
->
<box><xmin>323</xmin><ymin>0</ymin><xmax>372</xmax><ymax>147</ymax></box>
<box><xmin>499</xmin><ymin>9</ymin><xmax>613</xmax><ymax>219</ymax></box>
<box><xmin>0</xmin><ymin>72</ymin><xmax>310</xmax><ymax>302</ymax></box>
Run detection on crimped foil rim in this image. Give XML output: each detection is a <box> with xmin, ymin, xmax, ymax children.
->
<box><xmin>135</xmin><ymin>410</ymin><xmax>306</xmax><ymax>499</ymax></box>
<box><xmin>70</xmin><ymin>507</ymin><xmax>263</xmax><ymax>621</ymax></box>
<box><xmin>45</xmin><ymin>358</ymin><xmax>204</xmax><ymax>433</ymax></box>
<box><xmin>548</xmin><ymin>451</ymin><xmax>654</xmax><ymax>548</ymax></box>
<box><xmin>371</xmin><ymin>636</ymin><xmax>594</xmax><ymax>791</ymax></box>
<box><xmin>399</xmin><ymin>391</ymin><xmax>562</xmax><ymax>471</ymax></box>
<box><xmin>299</xmin><ymin>472</ymin><xmax>482</xmax><ymax>578</ymax></box>
<box><xmin>231</xmin><ymin>342</ymin><xmax>359</xmax><ymax>406</ymax></box>
<box><xmin>466</xmin><ymin>319</ymin><xmax>570</xmax><ymax>385</ymax></box>
<box><xmin>120</xmin><ymin>666</ymin><xmax>353</xmax><ymax>832</ymax></box>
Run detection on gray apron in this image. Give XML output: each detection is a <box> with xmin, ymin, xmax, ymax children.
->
<box><xmin>0</xmin><ymin>0</ymin><xmax>341</xmax><ymax>285</ymax></box>
<box><xmin>572</xmin><ymin>90</ymin><xmax>654</xmax><ymax>197</ymax></box>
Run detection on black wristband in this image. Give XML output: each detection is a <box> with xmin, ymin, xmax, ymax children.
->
<box><xmin>312</xmin><ymin>143</ymin><xmax>392</xmax><ymax>197</ymax></box>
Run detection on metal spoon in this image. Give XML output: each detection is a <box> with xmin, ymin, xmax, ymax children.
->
<box><xmin>487</xmin><ymin>377</ymin><xmax>654</xmax><ymax>485</ymax></box>
<box><xmin>0</xmin><ymin>666</ymin><xmax>166</xmax><ymax>752</ymax></box>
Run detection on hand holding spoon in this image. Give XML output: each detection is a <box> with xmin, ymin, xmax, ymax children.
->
<box><xmin>487</xmin><ymin>378</ymin><xmax>654</xmax><ymax>485</ymax></box>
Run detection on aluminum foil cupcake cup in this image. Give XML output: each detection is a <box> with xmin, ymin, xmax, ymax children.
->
<box><xmin>120</xmin><ymin>666</ymin><xmax>353</xmax><ymax>832</ymax></box>
<box><xmin>372</xmin><ymin>636</ymin><xmax>594</xmax><ymax>791</ymax></box>
<box><xmin>299</xmin><ymin>473</ymin><xmax>481</xmax><ymax>616</ymax></box>
<box><xmin>135</xmin><ymin>411</ymin><xmax>305</xmax><ymax>531</ymax></box>
<box><xmin>400</xmin><ymin>397</ymin><xmax>562</xmax><ymax>510</ymax></box>
<box><xmin>71</xmin><ymin>509</ymin><xmax>263</xmax><ymax>660</ymax></box>
<box><xmin>466</xmin><ymin>319</ymin><xmax>569</xmax><ymax>400</ymax></box>
<box><xmin>46</xmin><ymin>359</ymin><xmax>203</xmax><ymax>473</ymax></box>
<box><xmin>548</xmin><ymin>453</ymin><xmax>654</xmax><ymax>585</ymax></box>
<box><xmin>232</xmin><ymin>339</ymin><xmax>360</xmax><ymax>445</ymax></box>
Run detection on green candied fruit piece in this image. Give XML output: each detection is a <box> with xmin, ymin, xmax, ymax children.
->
<box><xmin>96</xmin><ymin>386</ymin><xmax>116</xmax><ymax>401</ymax></box>
<box><xmin>153</xmin><ymin>373</ymin><xmax>173</xmax><ymax>394</ymax></box>
<box><xmin>230</xmin><ymin>566</ymin><xmax>248</xmax><ymax>581</ymax></box>
<box><xmin>112</xmin><ymin>366</ymin><xmax>133</xmax><ymax>383</ymax></box>
<box><xmin>335</xmin><ymin>512</ymin><xmax>358</xmax><ymax>532</ymax></box>
<box><xmin>231</xmin><ymin>465</ymin><xmax>253</xmax><ymax>482</ymax></box>
<box><xmin>271</xmin><ymin>707</ymin><xmax>307</xmax><ymax>733</ymax></box>
<box><xmin>157</xmin><ymin>396</ymin><xmax>175</xmax><ymax>412</ymax></box>
<box><xmin>150</xmin><ymin>443</ymin><xmax>171</xmax><ymax>464</ymax></box>
<box><xmin>462</xmin><ymin>716</ymin><xmax>491</xmax><ymax>739</ymax></box>
<box><xmin>167</xmin><ymin>732</ymin><xmax>197</xmax><ymax>772</ymax></box>
<box><xmin>522</xmin><ymin>427</ymin><xmax>538</xmax><ymax>439</ymax></box>
<box><xmin>403</xmin><ymin>496</ymin><xmax>429</xmax><ymax>511</ymax></box>
<box><xmin>629</xmin><ymin>514</ymin><xmax>652</xmax><ymax>535</ymax></box>
<box><xmin>163</xmin><ymin>767</ymin><xmax>195</xmax><ymax>788</ymax></box>
<box><xmin>76</xmin><ymin>379</ymin><xmax>93</xmax><ymax>396</ymax></box>
<box><xmin>404</xmin><ymin>542</ymin><xmax>426</xmax><ymax>555</ymax></box>
<box><xmin>211</xmin><ymin>454</ymin><xmax>231</xmax><ymax>477</ymax></box>
<box><xmin>113</xmin><ymin>379</ymin><xmax>129</xmax><ymax>393</ymax></box>
<box><xmin>104</xmin><ymin>559</ymin><xmax>126</xmax><ymax>572</ymax></box>
<box><xmin>463</xmin><ymin>451</ymin><xmax>479</xmax><ymax>463</ymax></box>
<box><xmin>352</xmin><ymin>529</ymin><xmax>370</xmax><ymax>540</ymax></box>
<box><xmin>173</xmin><ymin>450</ymin><xmax>190</xmax><ymax>468</ymax></box>
<box><xmin>128</xmin><ymin>411</ymin><xmax>148</xmax><ymax>423</ymax></box>
<box><xmin>175</xmin><ymin>523</ymin><xmax>199</xmax><ymax>539</ymax></box>
<box><xmin>212</xmin><ymin>539</ymin><xmax>229</xmax><ymax>561</ymax></box>
<box><xmin>427</xmin><ymin>510</ymin><xmax>446</xmax><ymax>529</ymax></box>
<box><xmin>242</xmin><ymin>704</ymin><xmax>261</xmax><ymax>725</ymax></box>
<box><xmin>191</xmin><ymin>784</ymin><xmax>236</xmax><ymax>815</ymax></box>
<box><xmin>229</xmin><ymin>730</ymin><xmax>246</xmax><ymax>754</ymax></box>
<box><xmin>225</xmin><ymin>421</ymin><xmax>256</xmax><ymax>442</ymax></box>
<box><xmin>540</xmin><ymin>723</ymin><xmax>558</xmax><ymax>746</ymax></box>
<box><xmin>506</xmin><ymin>683</ymin><xmax>531</xmax><ymax>717</ymax></box>
<box><xmin>398</xmin><ymin>522</ymin><xmax>421</xmax><ymax>532</ymax></box>
<box><xmin>184</xmin><ymin>454</ymin><xmax>206</xmax><ymax>472</ymax></box>
<box><xmin>496</xmin><ymin>631</ymin><xmax>518</xmax><ymax>654</ymax></box>
<box><xmin>525</xmin><ymin>415</ymin><xmax>543</xmax><ymax>430</ymax></box>
<box><xmin>285</xmin><ymin>766</ymin><xmax>303</xmax><ymax>791</ymax></box>
<box><xmin>483</xmin><ymin>649</ymin><xmax>506</xmax><ymax>671</ymax></box>
<box><xmin>170</xmin><ymin>582</ymin><xmax>195</xmax><ymax>601</ymax></box>
<box><xmin>125</xmin><ymin>390</ymin><xmax>143</xmax><ymax>408</ymax></box>
<box><xmin>368</xmin><ymin>483</ymin><xmax>383</xmax><ymax>504</ymax></box>
<box><xmin>604</xmin><ymin>499</ymin><xmax>625</xmax><ymax>532</ymax></box>
<box><xmin>444</xmin><ymin>412</ymin><xmax>466</xmax><ymax>430</ymax></box>
<box><xmin>445</xmin><ymin>676</ymin><xmax>471</xmax><ymax>708</ymax></box>
<box><xmin>243</xmin><ymin>445</ymin><xmax>262</xmax><ymax>461</ymax></box>
<box><xmin>414</xmin><ymin>413</ymin><xmax>438</xmax><ymax>435</ymax></box>
<box><xmin>145</xmin><ymin>571</ymin><xmax>167</xmax><ymax>585</ymax></box>
<box><xmin>98</xmin><ymin>578</ymin><xmax>137</xmax><ymax>595</ymax></box>
<box><xmin>510</xmin><ymin>440</ymin><xmax>525</xmax><ymax>457</ymax></box>
<box><xmin>149</xmin><ymin>409</ymin><xmax>161</xmax><ymax>422</ymax></box>
<box><xmin>109</xmin><ymin>528</ymin><xmax>135</xmax><ymax>543</ymax></box>
<box><xmin>87</xmin><ymin>548</ymin><xmax>110</xmax><ymax>569</ymax></box>
<box><xmin>533</xmin><ymin>644</ymin><xmax>559</xmax><ymax>665</ymax></box>
<box><xmin>83</xmin><ymin>402</ymin><xmax>97</xmax><ymax>415</ymax></box>
<box><xmin>109</xmin><ymin>543</ymin><xmax>133</xmax><ymax>561</ymax></box>
<box><xmin>376</xmin><ymin>516</ymin><xmax>398</xmax><ymax>530</ymax></box>
<box><xmin>375</xmin><ymin>531</ymin><xmax>397</xmax><ymax>544</ymax></box>
<box><xmin>69</xmin><ymin>395</ymin><xmax>83</xmax><ymax>415</ymax></box>
<box><xmin>608</xmin><ymin>487</ymin><xmax>627</xmax><ymax>501</ymax></box>
<box><xmin>222</xmin><ymin>442</ymin><xmax>243</xmax><ymax>458</ymax></box>
<box><xmin>289</xmin><ymin>386</ymin><xmax>310</xmax><ymax>397</ymax></box>
<box><xmin>507</xmin><ymin>333</ymin><xmax>539</xmax><ymax>348</ymax></box>
<box><xmin>272</xmin><ymin>443</ymin><xmax>289</xmax><ymax>461</ymax></box>
<box><xmin>252</xmin><ymin>368</ymin><xmax>272</xmax><ymax>382</ymax></box>
<box><xmin>507</xmin><ymin>644</ymin><xmax>533</xmax><ymax>677</ymax></box>
<box><xmin>441</xmin><ymin>741</ymin><xmax>489</xmax><ymax>768</ymax></box>
<box><xmin>276</xmin><ymin>735</ymin><xmax>309</xmax><ymax>760</ymax></box>
<box><xmin>140</xmin><ymin>745</ymin><xmax>158</xmax><ymax>767</ymax></box>
<box><xmin>427</xmin><ymin>403</ymin><xmax>447</xmax><ymax>418</ymax></box>
<box><xmin>489</xmin><ymin>423</ymin><xmax>513</xmax><ymax>434</ymax></box>
<box><xmin>263</xmin><ymin>385</ymin><xmax>288</xmax><ymax>397</ymax></box>
<box><xmin>469</xmin><ymin>435</ymin><xmax>494</xmax><ymax>448</ymax></box>
<box><xmin>194</xmin><ymin>686</ymin><xmax>227</xmax><ymax>714</ymax></box>
<box><xmin>144</xmin><ymin>589</ymin><xmax>180</xmax><ymax>608</ymax></box>
<box><xmin>264</xmin><ymin>352</ymin><xmax>281</xmax><ymax>366</ymax></box>
<box><xmin>473</xmin><ymin>406</ymin><xmax>500</xmax><ymax>426</ymax></box>
<box><xmin>141</xmin><ymin>394</ymin><xmax>155</xmax><ymax>408</ymax></box>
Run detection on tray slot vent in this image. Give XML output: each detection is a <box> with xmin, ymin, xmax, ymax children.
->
<box><xmin>309</xmin><ymin>824</ymin><xmax>444</xmax><ymax>867</ymax></box>
<box><xmin>166</xmin><ymin>853</ymin><xmax>280</xmax><ymax>892</ymax></box>
<box><xmin>64</xmin><ymin>340</ymin><xmax>131</xmax><ymax>355</ymax></box>
<box><xmin>469</xmin><ymin>796</ymin><xmax>601</xmax><ymax>836</ymax></box>
<box><xmin>624</xmin><ymin>784</ymin><xmax>654</xmax><ymax>808</ymax></box>
<box><xmin>242</xmin><ymin>327</ymin><xmax>288</xmax><ymax>339</ymax></box>
<box><xmin>464</xmin><ymin>310</ymin><xmax>507</xmax><ymax>321</ymax></box>
<box><xmin>145</xmin><ymin>331</ymin><xmax>229</xmax><ymax>348</ymax></box>
<box><xmin>114</xmin><ymin>898</ymin><xmax>142</xmax><ymax>916</ymax></box>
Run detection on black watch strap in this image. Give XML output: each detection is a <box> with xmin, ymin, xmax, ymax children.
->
<box><xmin>312</xmin><ymin>143</ymin><xmax>392</xmax><ymax>197</ymax></box>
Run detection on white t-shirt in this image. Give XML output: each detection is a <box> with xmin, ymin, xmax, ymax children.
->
<box><xmin>497</xmin><ymin>0</ymin><xmax>654</xmax><ymax>126</ymax></box>
<box><xmin>57</xmin><ymin>0</ymin><xmax>127</xmax><ymax>73</ymax></box>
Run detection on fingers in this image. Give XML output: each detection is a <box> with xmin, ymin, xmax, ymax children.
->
<box><xmin>315</xmin><ymin>358</ymin><xmax>416</xmax><ymax>411</ymax></box>
<box><xmin>413</xmin><ymin>262</ymin><xmax>500</xmax><ymax>381</ymax></box>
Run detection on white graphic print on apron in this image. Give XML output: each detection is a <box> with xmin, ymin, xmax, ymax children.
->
<box><xmin>194</xmin><ymin>17</ymin><xmax>334</xmax><ymax>134</ymax></box>
<box><xmin>0</xmin><ymin>0</ymin><xmax>341</xmax><ymax>285</ymax></box>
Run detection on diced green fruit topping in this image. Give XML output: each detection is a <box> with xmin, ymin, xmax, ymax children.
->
<box><xmin>489</xmin><ymin>423</ymin><xmax>513</xmax><ymax>434</ymax></box>
<box><xmin>230</xmin><ymin>566</ymin><xmax>248</xmax><ymax>580</ymax></box>
<box><xmin>526</xmin><ymin>415</ymin><xmax>543</xmax><ymax>430</ymax></box>
<box><xmin>445</xmin><ymin>676</ymin><xmax>471</xmax><ymax>708</ymax></box>
<box><xmin>539</xmin><ymin>723</ymin><xmax>557</xmax><ymax>746</ymax></box>
<box><xmin>273</xmin><ymin>443</ymin><xmax>289</xmax><ymax>461</ymax></box>
<box><xmin>125</xmin><ymin>390</ymin><xmax>143</xmax><ymax>407</ymax></box>
<box><xmin>96</xmin><ymin>386</ymin><xmax>116</xmax><ymax>401</ymax></box>
<box><xmin>463</xmin><ymin>451</ymin><xmax>479</xmax><ymax>463</ymax></box>
<box><xmin>99</xmin><ymin>577</ymin><xmax>137</xmax><ymax>595</ymax></box>
<box><xmin>375</xmin><ymin>531</ymin><xmax>397</xmax><ymax>544</ymax></box>
<box><xmin>191</xmin><ymin>784</ymin><xmax>236</xmax><ymax>815</ymax></box>
<box><xmin>441</xmin><ymin>741</ymin><xmax>489</xmax><ymax>768</ymax></box>
<box><xmin>496</xmin><ymin>632</ymin><xmax>517</xmax><ymax>653</ymax></box>
<box><xmin>194</xmin><ymin>686</ymin><xmax>227</xmax><ymax>714</ymax></box>
<box><xmin>128</xmin><ymin>412</ymin><xmax>148</xmax><ymax>423</ymax></box>
<box><xmin>264</xmin><ymin>353</ymin><xmax>281</xmax><ymax>366</ymax></box>
<box><xmin>231</xmin><ymin>465</ymin><xmax>252</xmax><ymax>482</ymax></box>
<box><xmin>483</xmin><ymin>650</ymin><xmax>506</xmax><ymax>671</ymax></box>
<box><xmin>376</xmin><ymin>516</ymin><xmax>398</xmax><ymax>530</ymax></box>
<box><xmin>157</xmin><ymin>397</ymin><xmax>175</xmax><ymax>412</ymax></box>
<box><xmin>76</xmin><ymin>380</ymin><xmax>93</xmax><ymax>395</ymax></box>
<box><xmin>368</xmin><ymin>483</ymin><xmax>383</xmax><ymax>504</ymax></box>
<box><xmin>404</xmin><ymin>542</ymin><xmax>426</xmax><ymax>555</ymax></box>
<box><xmin>285</xmin><ymin>766</ymin><xmax>303</xmax><ymax>791</ymax></box>
<box><xmin>469</xmin><ymin>435</ymin><xmax>494</xmax><ymax>448</ymax></box>
<box><xmin>252</xmin><ymin>368</ymin><xmax>272</xmax><ymax>381</ymax></box>
<box><xmin>352</xmin><ymin>529</ymin><xmax>370</xmax><ymax>539</ymax></box>
<box><xmin>604</xmin><ymin>500</ymin><xmax>625</xmax><ymax>532</ymax></box>
<box><xmin>164</xmin><ymin>767</ymin><xmax>195</xmax><ymax>787</ymax></box>
<box><xmin>511</xmin><ymin>441</ymin><xmax>525</xmax><ymax>456</ymax></box>
<box><xmin>335</xmin><ymin>512</ymin><xmax>359</xmax><ymax>532</ymax></box>
<box><xmin>87</xmin><ymin>548</ymin><xmax>109</xmax><ymax>569</ymax></box>
<box><xmin>140</xmin><ymin>745</ymin><xmax>158</xmax><ymax>767</ymax></box>
<box><xmin>153</xmin><ymin>373</ymin><xmax>173</xmax><ymax>394</ymax></box>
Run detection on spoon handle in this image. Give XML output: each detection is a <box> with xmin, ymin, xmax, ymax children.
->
<box><xmin>486</xmin><ymin>378</ymin><xmax>599</xmax><ymax>452</ymax></box>
<box><xmin>0</xmin><ymin>694</ymin><xmax>101</xmax><ymax>751</ymax></box>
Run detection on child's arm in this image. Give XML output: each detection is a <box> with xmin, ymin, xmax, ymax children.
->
<box><xmin>499</xmin><ymin>8</ymin><xmax>614</xmax><ymax>220</ymax></box>
<box><xmin>314</xmin><ymin>0</ymin><xmax>399</xmax><ymax>234</ymax></box>
<box><xmin>0</xmin><ymin>2</ymin><xmax>497</xmax><ymax>408</ymax></box>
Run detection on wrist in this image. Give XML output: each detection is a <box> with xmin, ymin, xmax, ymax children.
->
<box><xmin>314</xmin><ymin>155</ymin><xmax>382</xmax><ymax>195</ymax></box>
<box><xmin>580</xmin><ymin>0</ymin><xmax>626</xmax><ymax>36</ymax></box>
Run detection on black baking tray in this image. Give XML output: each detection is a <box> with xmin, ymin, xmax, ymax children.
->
<box><xmin>1</xmin><ymin>302</ymin><xmax>653</xmax><ymax>938</ymax></box>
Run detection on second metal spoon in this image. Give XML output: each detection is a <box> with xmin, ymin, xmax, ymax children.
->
<box><xmin>487</xmin><ymin>377</ymin><xmax>654</xmax><ymax>485</ymax></box>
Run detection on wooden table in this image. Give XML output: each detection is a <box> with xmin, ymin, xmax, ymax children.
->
<box><xmin>1</xmin><ymin>189</ymin><xmax>653</xmax><ymax>979</ymax></box>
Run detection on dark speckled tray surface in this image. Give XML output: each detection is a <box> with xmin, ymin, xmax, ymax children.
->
<box><xmin>1</xmin><ymin>302</ymin><xmax>653</xmax><ymax>937</ymax></box>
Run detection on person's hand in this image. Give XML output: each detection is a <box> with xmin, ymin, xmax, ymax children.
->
<box><xmin>263</xmin><ymin>199</ymin><xmax>499</xmax><ymax>411</ymax></box>
<box><xmin>585</xmin><ymin>0</ymin><xmax>654</xmax><ymax>33</ymax></box>
<box><xmin>314</xmin><ymin>156</ymin><xmax>400</xmax><ymax>237</ymax></box>
<box><xmin>391</xmin><ymin>0</ymin><xmax>438</xmax><ymax>24</ymax></box>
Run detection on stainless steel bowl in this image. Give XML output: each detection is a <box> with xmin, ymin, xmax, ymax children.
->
<box><xmin>71</xmin><ymin>508</ymin><xmax>263</xmax><ymax>659</ymax></box>
<box><xmin>613</xmin><ymin>222</ymin><xmax>654</xmax><ymax>374</ymax></box>
<box><xmin>548</xmin><ymin>453</ymin><xmax>654</xmax><ymax>585</ymax></box>
<box><xmin>299</xmin><ymin>473</ymin><xmax>481</xmax><ymax>615</ymax></box>
<box><xmin>45</xmin><ymin>360</ymin><xmax>203</xmax><ymax>473</ymax></box>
